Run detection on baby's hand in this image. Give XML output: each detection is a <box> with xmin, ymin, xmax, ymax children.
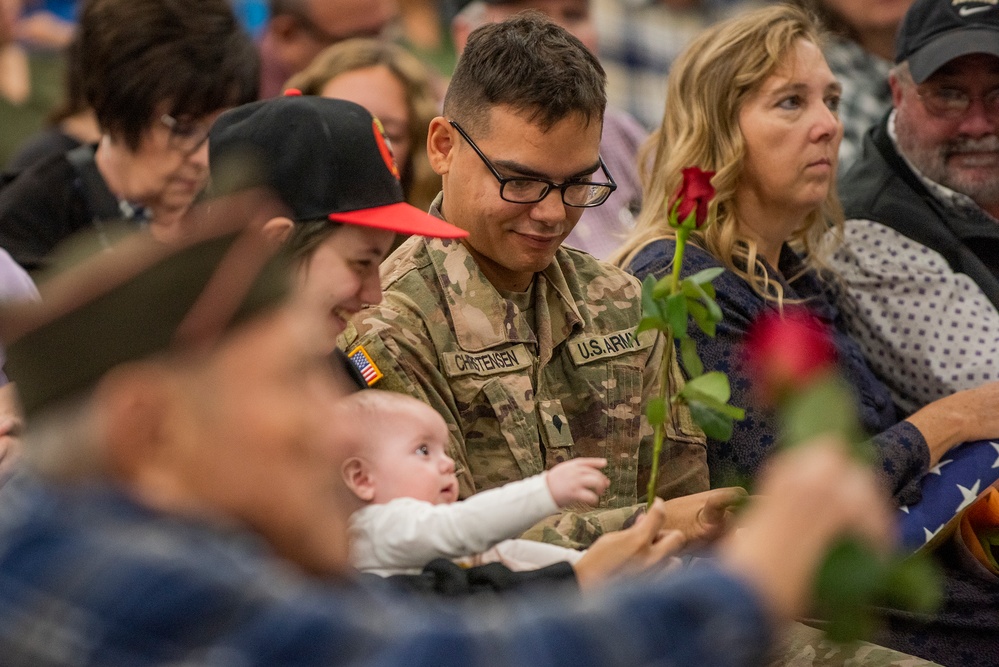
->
<box><xmin>546</xmin><ymin>457</ymin><xmax>609</xmax><ymax>507</ymax></box>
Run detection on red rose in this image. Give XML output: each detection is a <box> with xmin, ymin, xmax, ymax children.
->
<box><xmin>668</xmin><ymin>167</ymin><xmax>716</xmax><ymax>229</ymax></box>
<box><xmin>743</xmin><ymin>307</ymin><xmax>837</xmax><ymax>405</ymax></box>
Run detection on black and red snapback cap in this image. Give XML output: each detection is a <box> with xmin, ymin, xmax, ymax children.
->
<box><xmin>208</xmin><ymin>93</ymin><xmax>466</xmax><ymax>239</ymax></box>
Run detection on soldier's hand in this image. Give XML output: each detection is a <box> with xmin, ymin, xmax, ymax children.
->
<box><xmin>658</xmin><ymin>486</ymin><xmax>747</xmax><ymax>544</ymax></box>
<box><xmin>546</xmin><ymin>457</ymin><xmax>609</xmax><ymax>507</ymax></box>
<box><xmin>573</xmin><ymin>498</ymin><xmax>684</xmax><ymax>590</ymax></box>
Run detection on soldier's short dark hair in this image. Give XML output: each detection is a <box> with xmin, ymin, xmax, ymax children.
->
<box><xmin>79</xmin><ymin>0</ymin><xmax>259</xmax><ymax>150</ymax></box>
<box><xmin>443</xmin><ymin>11</ymin><xmax>606</xmax><ymax>134</ymax></box>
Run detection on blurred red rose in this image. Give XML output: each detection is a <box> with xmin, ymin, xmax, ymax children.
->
<box><xmin>668</xmin><ymin>167</ymin><xmax>716</xmax><ymax>229</ymax></box>
<box><xmin>743</xmin><ymin>307</ymin><xmax>837</xmax><ymax>405</ymax></box>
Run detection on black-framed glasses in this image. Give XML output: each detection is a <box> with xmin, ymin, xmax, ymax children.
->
<box><xmin>160</xmin><ymin>114</ymin><xmax>212</xmax><ymax>154</ymax></box>
<box><xmin>915</xmin><ymin>84</ymin><xmax>999</xmax><ymax>119</ymax></box>
<box><xmin>449</xmin><ymin>120</ymin><xmax>616</xmax><ymax>208</ymax></box>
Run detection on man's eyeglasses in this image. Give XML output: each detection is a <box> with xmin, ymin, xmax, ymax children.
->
<box><xmin>449</xmin><ymin>120</ymin><xmax>616</xmax><ymax>208</ymax></box>
<box><xmin>160</xmin><ymin>114</ymin><xmax>212</xmax><ymax>154</ymax></box>
<box><xmin>915</xmin><ymin>84</ymin><xmax>999</xmax><ymax>120</ymax></box>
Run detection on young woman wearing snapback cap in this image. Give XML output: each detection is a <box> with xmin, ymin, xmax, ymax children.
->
<box><xmin>208</xmin><ymin>93</ymin><xmax>466</xmax><ymax>351</ymax></box>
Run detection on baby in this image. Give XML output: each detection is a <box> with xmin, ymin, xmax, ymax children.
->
<box><xmin>333</xmin><ymin>390</ymin><xmax>611</xmax><ymax>576</ymax></box>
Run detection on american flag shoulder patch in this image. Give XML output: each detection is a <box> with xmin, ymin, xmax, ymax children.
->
<box><xmin>348</xmin><ymin>345</ymin><xmax>384</xmax><ymax>386</ymax></box>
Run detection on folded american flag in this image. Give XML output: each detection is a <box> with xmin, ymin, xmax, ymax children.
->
<box><xmin>899</xmin><ymin>439</ymin><xmax>999</xmax><ymax>551</ymax></box>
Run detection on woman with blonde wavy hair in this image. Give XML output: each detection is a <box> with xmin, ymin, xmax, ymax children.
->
<box><xmin>615</xmin><ymin>3</ymin><xmax>999</xmax><ymax>502</ymax></box>
<box><xmin>286</xmin><ymin>38</ymin><xmax>442</xmax><ymax>213</ymax></box>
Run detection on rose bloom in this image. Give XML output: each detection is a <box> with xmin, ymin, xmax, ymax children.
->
<box><xmin>742</xmin><ymin>306</ymin><xmax>837</xmax><ymax>405</ymax></box>
<box><xmin>668</xmin><ymin>166</ymin><xmax>716</xmax><ymax>229</ymax></box>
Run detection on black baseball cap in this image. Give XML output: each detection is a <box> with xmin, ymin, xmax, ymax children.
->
<box><xmin>895</xmin><ymin>0</ymin><xmax>999</xmax><ymax>83</ymax></box>
<box><xmin>208</xmin><ymin>93</ymin><xmax>466</xmax><ymax>239</ymax></box>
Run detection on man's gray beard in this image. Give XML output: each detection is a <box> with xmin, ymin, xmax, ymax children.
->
<box><xmin>897</xmin><ymin>117</ymin><xmax>999</xmax><ymax>210</ymax></box>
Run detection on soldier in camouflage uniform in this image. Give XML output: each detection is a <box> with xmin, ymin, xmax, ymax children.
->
<box><xmin>338</xmin><ymin>14</ymin><xmax>945</xmax><ymax>667</ymax></box>
<box><xmin>341</xmin><ymin>13</ymin><xmax>732</xmax><ymax>550</ymax></box>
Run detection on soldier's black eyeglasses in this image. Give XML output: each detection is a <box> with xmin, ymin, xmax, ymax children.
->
<box><xmin>449</xmin><ymin>120</ymin><xmax>617</xmax><ymax>208</ymax></box>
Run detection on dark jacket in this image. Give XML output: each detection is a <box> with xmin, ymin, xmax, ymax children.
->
<box><xmin>839</xmin><ymin>112</ymin><xmax>999</xmax><ymax>310</ymax></box>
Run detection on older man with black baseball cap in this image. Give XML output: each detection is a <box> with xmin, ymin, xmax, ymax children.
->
<box><xmin>829</xmin><ymin>0</ymin><xmax>999</xmax><ymax>413</ymax></box>
<box><xmin>826</xmin><ymin>0</ymin><xmax>999</xmax><ymax>663</ymax></box>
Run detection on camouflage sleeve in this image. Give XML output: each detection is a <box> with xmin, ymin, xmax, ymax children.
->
<box><xmin>640</xmin><ymin>331</ymin><xmax>710</xmax><ymax>501</ymax></box>
<box><xmin>519</xmin><ymin>504</ymin><xmax>643</xmax><ymax>550</ymax></box>
<box><xmin>339</xmin><ymin>304</ymin><xmax>477</xmax><ymax>498</ymax></box>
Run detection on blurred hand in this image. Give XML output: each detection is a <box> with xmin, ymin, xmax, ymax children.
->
<box><xmin>718</xmin><ymin>437</ymin><xmax>894</xmax><ymax>621</ymax></box>
<box><xmin>0</xmin><ymin>0</ymin><xmax>20</xmax><ymax>44</ymax></box>
<box><xmin>574</xmin><ymin>498</ymin><xmax>685</xmax><ymax>590</ymax></box>
<box><xmin>0</xmin><ymin>414</ymin><xmax>22</xmax><ymax>477</ymax></box>
<box><xmin>546</xmin><ymin>457</ymin><xmax>609</xmax><ymax>507</ymax></box>
<box><xmin>658</xmin><ymin>486</ymin><xmax>748</xmax><ymax>544</ymax></box>
<box><xmin>15</xmin><ymin>10</ymin><xmax>74</xmax><ymax>49</ymax></box>
<box><xmin>0</xmin><ymin>383</ymin><xmax>22</xmax><ymax>476</ymax></box>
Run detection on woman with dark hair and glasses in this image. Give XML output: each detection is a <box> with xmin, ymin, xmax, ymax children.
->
<box><xmin>0</xmin><ymin>0</ymin><xmax>259</xmax><ymax>274</ymax></box>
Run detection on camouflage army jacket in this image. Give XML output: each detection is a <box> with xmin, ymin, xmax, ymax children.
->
<box><xmin>341</xmin><ymin>234</ymin><xmax>707</xmax><ymax>549</ymax></box>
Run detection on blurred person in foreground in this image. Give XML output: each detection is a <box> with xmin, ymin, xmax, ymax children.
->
<box><xmin>0</xmin><ymin>0</ymin><xmax>258</xmax><ymax>274</ymax></box>
<box><xmin>0</xmin><ymin>192</ymin><xmax>897</xmax><ymax>666</ymax></box>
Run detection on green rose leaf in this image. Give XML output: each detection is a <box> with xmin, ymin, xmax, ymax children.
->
<box><xmin>665</xmin><ymin>293</ymin><xmax>688</xmax><ymax>335</ymax></box>
<box><xmin>646</xmin><ymin>397</ymin><xmax>667</xmax><ymax>427</ymax></box>
<box><xmin>682</xmin><ymin>371</ymin><xmax>731</xmax><ymax>403</ymax></box>
<box><xmin>883</xmin><ymin>553</ymin><xmax>944</xmax><ymax>614</ymax></box>
<box><xmin>813</xmin><ymin>538</ymin><xmax>883</xmax><ymax>643</ymax></box>
<box><xmin>702</xmin><ymin>294</ymin><xmax>723</xmax><ymax>323</ymax></box>
<box><xmin>636</xmin><ymin>316</ymin><xmax>664</xmax><ymax>336</ymax></box>
<box><xmin>652</xmin><ymin>274</ymin><xmax>673</xmax><ymax>299</ymax></box>
<box><xmin>687</xmin><ymin>299</ymin><xmax>716</xmax><ymax>337</ymax></box>
<box><xmin>639</xmin><ymin>276</ymin><xmax>668</xmax><ymax>334</ymax></box>
<box><xmin>782</xmin><ymin>376</ymin><xmax>868</xmax><ymax>455</ymax></box>
<box><xmin>680</xmin><ymin>336</ymin><xmax>704</xmax><ymax>378</ymax></box>
<box><xmin>687</xmin><ymin>266</ymin><xmax>725</xmax><ymax>286</ymax></box>
<box><xmin>687</xmin><ymin>399</ymin><xmax>736</xmax><ymax>441</ymax></box>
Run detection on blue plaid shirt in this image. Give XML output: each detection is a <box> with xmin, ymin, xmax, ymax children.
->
<box><xmin>0</xmin><ymin>472</ymin><xmax>773</xmax><ymax>667</ymax></box>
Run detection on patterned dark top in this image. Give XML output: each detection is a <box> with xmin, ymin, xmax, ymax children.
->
<box><xmin>627</xmin><ymin>240</ymin><xmax>930</xmax><ymax>504</ymax></box>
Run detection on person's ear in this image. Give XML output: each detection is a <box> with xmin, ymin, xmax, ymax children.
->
<box><xmin>427</xmin><ymin>116</ymin><xmax>455</xmax><ymax>176</ymax></box>
<box><xmin>93</xmin><ymin>361</ymin><xmax>178</xmax><ymax>482</ymax></box>
<box><xmin>341</xmin><ymin>457</ymin><xmax>376</xmax><ymax>502</ymax></box>
<box><xmin>261</xmin><ymin>216</ymin><xmax>295</xmax><ymax>244</ymax></box>
<box><xmin>888</xmin><ymin>71</ymin><xmax>905</xmax><ymax>108</ymax></box>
